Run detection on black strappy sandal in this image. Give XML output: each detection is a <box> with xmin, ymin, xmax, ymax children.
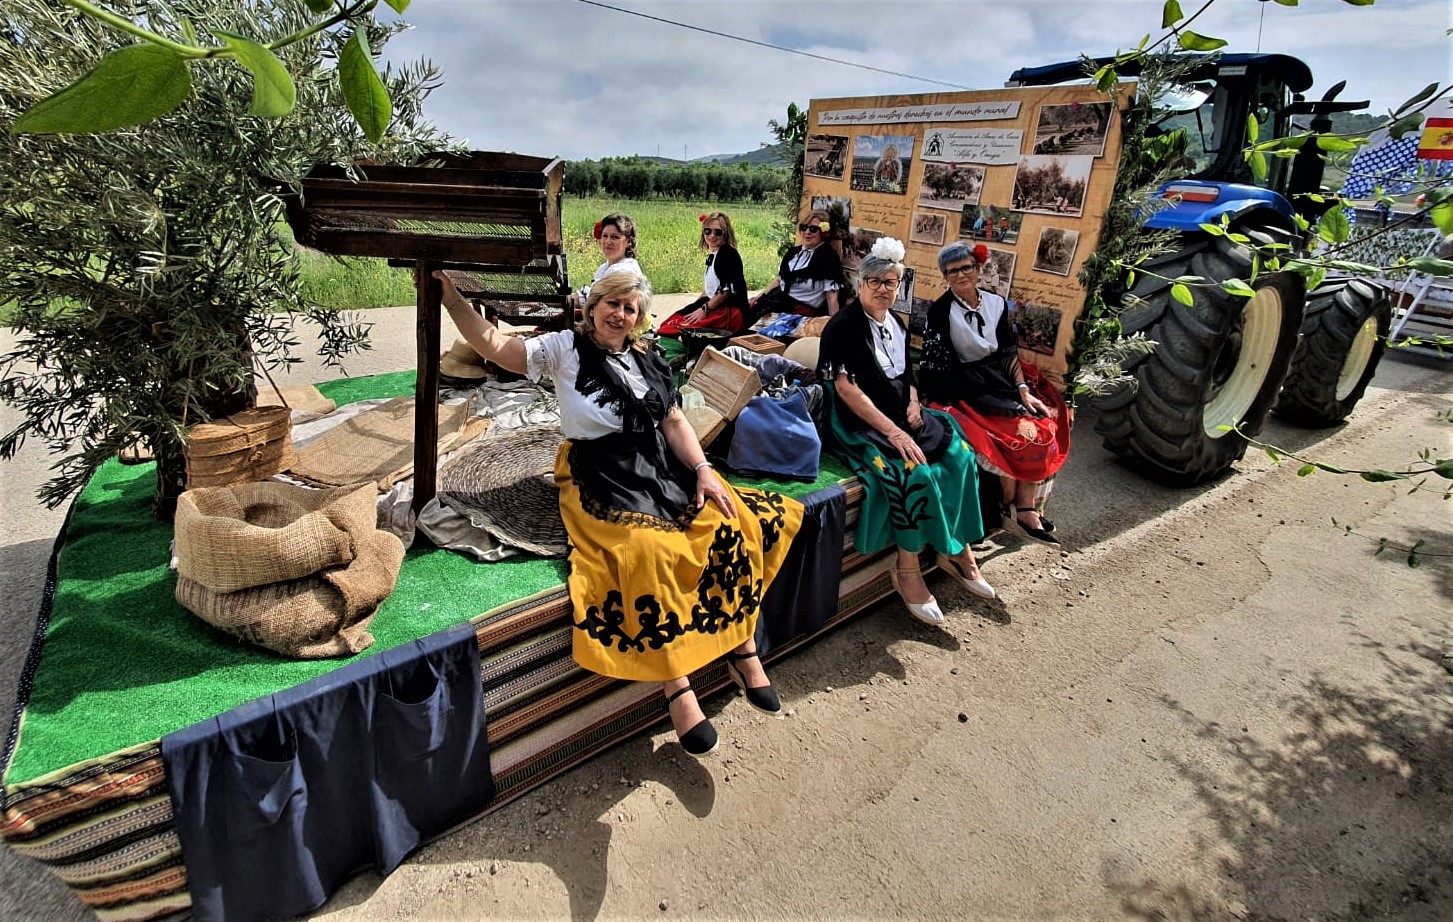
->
<box><xmin>666</xmin><ymin>686</ymin><xmax>718</xmax><ymax>757</ymax></box>
<box><xmin>725</xmin><ymin>650</ymin><xmax>783</xmax><ymax>715</ymax></box>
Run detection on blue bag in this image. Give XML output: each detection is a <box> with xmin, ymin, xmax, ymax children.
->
<box><xmin>726</xmin><ymin>388</ymin><xmax>821</xmax><ymax>481</ymax></box>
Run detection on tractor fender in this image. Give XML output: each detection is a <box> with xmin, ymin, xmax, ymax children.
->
<box><xmin>1143</xmin><ymin>181</ymin><xmax>1298</xmax><ymax>235</ymax></box>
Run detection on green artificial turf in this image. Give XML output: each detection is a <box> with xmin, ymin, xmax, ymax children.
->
<box><xmin>4</xmin><ymin>370</ymin><xmax>847</xmax><ymax>785</ymax></box>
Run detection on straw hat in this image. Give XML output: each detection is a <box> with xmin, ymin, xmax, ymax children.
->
<box><xmin>437</xmin><ymin>423</ymin><xmax>568</xmax><ymax>557</ymax></box>
<box><xmin>440</xmin><ymin>337</ymin><xmax>488</xmax><ymax>381</ymax></box>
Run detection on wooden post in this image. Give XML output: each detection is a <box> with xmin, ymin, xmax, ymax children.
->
<box><xmin>414</xmin><ymin>261</ymin><xmax>442</xmax><ymax>513</ymax></box>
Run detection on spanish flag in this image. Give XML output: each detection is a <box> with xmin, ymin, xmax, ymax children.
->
<box><xmin>1417</xmin><ymin>117</ymin><xmax>1453</xmax><ymax>160</ymax></box>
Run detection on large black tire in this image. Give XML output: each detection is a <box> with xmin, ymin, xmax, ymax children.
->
<box><xmin>1273</xmin><ymin>278</ymin><xmax>1392</xmax><ymax>428</ymax></box>
<box><xmin>1093</xmin><ymin>235</ymin><xmax>1306</xmax><ymax>486</ymax></box>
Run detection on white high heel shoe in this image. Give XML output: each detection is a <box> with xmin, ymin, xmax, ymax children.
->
<box><xmin>889</xmin><ymin>566</ymin><xmax>944</xmax><ymax>624</ymax></box>
<box><xmin>936</xmin><ymin>553</ymin><xmax>997</xmax><ymax>600</ymax></box>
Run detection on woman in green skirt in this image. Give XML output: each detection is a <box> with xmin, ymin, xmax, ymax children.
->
<box><xmin>817</xmin><ymin>237</ymin><xmax>996</xmax><ymax>623</ymax></box>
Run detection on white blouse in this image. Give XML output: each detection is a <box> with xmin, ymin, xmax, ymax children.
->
<box><xmin>524</xmin><ymin>329</ymin><xmax>649</xmax><ymax>440</ymax></box>
<box><xmin>704</xmin><ymin>255</ymin><xmax>721</xmax><ymax>299</ymax></box>
<box><xmin>575</xmin><ymin>257</ymin><xmax>644</xmax><ymax>304</ymax></box>
<box><xmin>948</xmin><ymin>289</ymin><xmax>1008</xmax><ymax>363</ymax></box>
<box><xmin>868</xmin><ymin>313</ymin><xmax>907</xmax><ymax>378</ymax></box>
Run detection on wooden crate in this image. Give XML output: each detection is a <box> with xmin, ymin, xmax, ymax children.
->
<box><xmin>287</xmin><ymin>151</ymin><xmax>565</xmax><ymax>265</ymax></box>
<box><xmin>728</xmin><ymin>333</ymin><xmax>786</xmax><ymax>356</ymax></box>
<box><xmin>683</xmin><ymin>347</ymin><xmax>760</xmax><ymax>447</ymax></box>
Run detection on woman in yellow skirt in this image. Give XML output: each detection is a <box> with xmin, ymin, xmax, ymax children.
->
<box><xmin>437</xmin><ymin>270</ymin><xmax>803</xmax><ymax>757</ymax></box>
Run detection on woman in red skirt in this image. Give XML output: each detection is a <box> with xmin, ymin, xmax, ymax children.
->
<box><xmin>917</xmin><ymin>241</ymin><xmax>1071</xmax><ymax>545</ymax></box>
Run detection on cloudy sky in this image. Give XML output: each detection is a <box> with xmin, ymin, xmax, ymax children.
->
<box><xmin>379</xmin><ymin>0</ymin><xmax>1450</xmax><ymax>161</ymax></box>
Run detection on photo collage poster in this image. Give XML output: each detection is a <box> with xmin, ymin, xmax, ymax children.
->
<box><xmin>800</xmin><ymin>86</ymin><xmax>1128</xmax><ymax>379</ymax></box>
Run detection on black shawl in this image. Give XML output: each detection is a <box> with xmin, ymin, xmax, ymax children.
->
<box><xmin>777</xmin><ymin>244</ymin><xmax>843</xmax><ymax>290</ymax></box>
<box><xmin>706</xmin><ymin>245</ymin><xmax>749</xmax><ymax>309</ymax></box>
<box><xmin>917</xmin><ymin>290</ymin><xmax>1028</xmax><ymax>417</ymax></box>
<box><xmin>816</xmin><ymin>302</ymin><xmax>914</xmax><ymax>433</ymax></box>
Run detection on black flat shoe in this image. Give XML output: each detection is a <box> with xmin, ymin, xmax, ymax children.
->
<box><xmin>726</xmin><ymin>650</ymin><xmax>783</xmax><ymax>715</ymax></box>
<box><xmin>666</xmin><ymin>686</ymin><xmax>718</xmax><ymax>757</ymax></box>
<box><xmin>1014</xmin><ymin>516</ymin><xmax>1060</xmax><ymax>546</ymax></box>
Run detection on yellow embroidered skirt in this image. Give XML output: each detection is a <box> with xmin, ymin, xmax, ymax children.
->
<box><xmin>555</xmin><ymin>439</ymin><xmax>804</xmax><ymax>682</ymax></box>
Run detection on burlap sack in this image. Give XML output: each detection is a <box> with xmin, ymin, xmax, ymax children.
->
<box><xmin>174</xmin><ymin>482</ymin><xmax>378</xmax><ymax>593</ymax></box>
<box><xmin>175</xmin><ymin>528</ymin><xmax>405</xmax><ymax>659</ymax></box>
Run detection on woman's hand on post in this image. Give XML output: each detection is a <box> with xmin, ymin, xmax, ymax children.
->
<box><xmin>695</xmin><ymin>466</ymin><xmax>737</xmax><ymax>518</ymax></box>
<box><xmin>432</xmin><ymin>270</ymin><xmax>465</xmax><ymax>310</ymax></box>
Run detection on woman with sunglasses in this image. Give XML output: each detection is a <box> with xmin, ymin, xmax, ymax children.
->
<box><xmin>749</xmin><ymin>210</ymin><xmax>843</xmax><ymax>319</ymax></box>
<box><xmin>917</xmin><ymin>241</ymin><xmax>1071</xmax><ymax>546</ymax></box>
<box><xmin>569</xmin><ymin>212</ymin><xmax>644</xmax><ymax>313</ymax></box>
<box><xmin>656</xmin><ymin>211</ymin><xmax>749</xmax><ymax>336</ymax></box>
<box><xmin>817</xmin><ymin>238</ymin><xmax>995</xmax><ymax>626</ymax></box>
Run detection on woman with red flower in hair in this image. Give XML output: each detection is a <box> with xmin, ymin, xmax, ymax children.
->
<box><xmin>657</xmin><ymin>211</ymin><xmax>749</xmax><ymax>335</ymax></box>
<box><xmin>917</xmin><ymin>241</ymin><xmax>1072</xmax><ymax>545</ymax></box>
<box><xmin>569</xmin><ymin>212</ymin><xmax>644</xmax><ymax>313</ymax></box>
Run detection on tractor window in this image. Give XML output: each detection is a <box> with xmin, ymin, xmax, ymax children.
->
<box><xmin>1151</xmin><ymin>82</ymin><xmax>1218</xmax><ymax>175</ymax></box>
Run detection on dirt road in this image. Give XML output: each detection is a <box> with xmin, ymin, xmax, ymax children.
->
<box><xmin>2</xmin><ymin>308</ymin><xmax>1450</xmax><ymax>921</ymax></box>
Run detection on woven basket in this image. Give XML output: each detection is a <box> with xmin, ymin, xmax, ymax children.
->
<box><xmin>185</xmin><ymin>406</ymin><xmax>294</xmax><ymax>489</ymax></box>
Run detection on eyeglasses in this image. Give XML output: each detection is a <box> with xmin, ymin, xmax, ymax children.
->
<box><xmin>863</xmin><ymin>277</ymin><xmax>900</xmax><ymax>292</ymax></box>
<box><xmin>798</xmin><ymin>223</ymin><xmax>823</xmax><ymax>233</ymax></box>
<box><xmin>702</xmin><ymin>228</ymin><xmax>724</xmax><ymax>237</ymax></box>
<box><xmin>944</xmin><ymin>264</ymin><xmax>980</xmax><ymax>278</ymax></box>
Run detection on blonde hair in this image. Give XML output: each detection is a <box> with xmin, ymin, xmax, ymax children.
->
<box><xmin>578</xmin><ymin>271</ymin><xmax>654</xmax><ymax>350</ymax></box>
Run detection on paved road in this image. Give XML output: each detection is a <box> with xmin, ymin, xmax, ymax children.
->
<box><xmin>2</xmin><ymin>311</ymin><xmax>1449</xmax><ymax>920</ymax></box>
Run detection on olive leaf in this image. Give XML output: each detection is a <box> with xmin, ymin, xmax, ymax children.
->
<box><xmin>1177</xmin><ymin>31</ymin><xmax>1227</xmax><ymax>51</ymax></box>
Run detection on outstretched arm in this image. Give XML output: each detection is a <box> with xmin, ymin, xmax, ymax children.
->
<box><xmin>434</xmin><ymin>271</ymin><xmax>528</xmax><ymax>375</ymax></box>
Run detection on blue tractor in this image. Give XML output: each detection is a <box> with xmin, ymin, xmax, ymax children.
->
<box><xmin>1008</xmin><ymin>54</ymin><xmax>1393</xmax><ymax>485</ymax></box>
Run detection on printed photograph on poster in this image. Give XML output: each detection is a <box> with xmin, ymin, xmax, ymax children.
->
<box><xmin>980</xmin><ymin>247</ymin><xmax>1017</xmax><ymax>299</ymax></box>
<box><xmin>805</xmin><ymin>133</ymin><xmax>850</xmax><ymax>179</ymax></box>
<box><xmin>850</xmin><ymin>134</ymin><xmax>915</xmax><ymax>195</ymax></box>
<box><xmin>959</xmin><ymin>203</ymin><xmax>1022</xmax><ymax>244</ymax></box>
<box><xmin>1011</xmin><ymin>301</ymin><xmax>1063</xmax><ymax>356</ymax></box>
<box><xmin>917</xmin><ymin>162</ymin><xmax>985</xmax><ymax>211</ymax></box>
<box><xmin>1032</xmin><ymin>101</ymin><xmax>1114</xmax><ymax>156</ymax></box>
<box><xmin>893</xmin><ymin>267</ymin><xmax>916</xmax><ymax>311</ymax></box>
<box><xmin>1012</xmin><ymin>154</ymin><xmax>1092</xmax><ymax>217</ymax></box>
<box><xmin>810</xmin><ymin>195</ymin><xmax>852</xmax><ymax>238</ymax></box>
<box><xmin>909</xmin><ymin>211</ymin><xmax>947</xmax><ymax>246</ymax></box>
<box><xmin>842</xmin><ymin>226</ymin><xmax>884</xmax><ymax>272</ymax></box>
<box><xmin>1033</xmin><ymin>226</ymin><xmax>1081</xmax><ymax>276</ymax></box>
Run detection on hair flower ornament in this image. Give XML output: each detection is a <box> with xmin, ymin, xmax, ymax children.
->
<box><xmin>816</xmin><ymin>220</ymin><xmax>830</xmax><ymax>232</ymax></box>
<box><xmin>698</xmin><ymin>213</ymin><xmax>708</xmax><ymax>222</ymax></box>
<box><xmin>972</xmin><ymin>243</ymin><xmax>989</xmax><ymax>265</ymax></box>
<box><xmin>592</xmin><ymin>220</ymin><xmax>604</xmax><ymax>240</ymax></box>
<box><xmin>870</xmin><ymin>236</ymin><xmax>906</xmax><ymax>263</ymax></box>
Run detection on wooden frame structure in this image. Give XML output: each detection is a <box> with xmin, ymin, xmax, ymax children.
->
<box><xmin>287</xmin><ymin>151</ymin><xmax>569</xmax><ymax>511</ymax></box>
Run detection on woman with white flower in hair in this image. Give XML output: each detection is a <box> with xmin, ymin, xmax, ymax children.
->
<box><xmin>818</xmin><ymin>238</ymin><xmax>995</xmax><ymax>625</ymax></box>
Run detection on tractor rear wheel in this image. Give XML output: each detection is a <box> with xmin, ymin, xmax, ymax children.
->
<box><xmin>1094</xmin><ymin>235</ymin><xmax>1306</xmax><ymax>485</ymax></box>
<box><xmin>1272</xmin><ymin>278</ymin><xmax>1392</xmax><ymax>428</ymax></box>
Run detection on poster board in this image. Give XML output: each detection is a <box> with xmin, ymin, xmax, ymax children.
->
<box><xmin>803</xmin><ymin>83</ymin><xmax>1132</xmax><ymax>381</ymax></box>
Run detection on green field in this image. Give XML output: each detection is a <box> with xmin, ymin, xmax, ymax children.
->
<box><xmin>295</xmin><ymin>196</ymin><xmax>787</xmax><ymax>310</ymax></box>
<box><xmin>2</xmin><ymin>198</ymin><xmax>789</xmax><ymax>324</ymax></box>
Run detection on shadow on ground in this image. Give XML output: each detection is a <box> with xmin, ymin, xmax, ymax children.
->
<box><xmin>1107</xmin><ymin>624</ymin><xmax>1453</xmax><ymax>921</ymax></box>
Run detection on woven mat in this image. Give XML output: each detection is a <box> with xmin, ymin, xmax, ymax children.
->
<box><xmin>290</xmin><ymin>397</ymin><xmax>485</xmax><ymax>489</ymax></box>
<box><xmin>438</xmin><ymin>424</ymin><xmax>567</xmax><ymax>556</ymax></box>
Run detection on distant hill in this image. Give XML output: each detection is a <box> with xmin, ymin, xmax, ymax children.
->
<box><xmin>692</xmin><ymin>146</ymin><xmax>792</xmax><ymax>168</ymax></box>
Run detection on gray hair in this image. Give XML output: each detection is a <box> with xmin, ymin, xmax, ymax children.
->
<box><xmin>856</xmin><ymin>253</ymin><xmax>902</xmax><ymax>284</ymax></box>
<box><xmin>936</xmin><ymin>240</ymin><xmax>979</xmax><ymax>272</ymax></box>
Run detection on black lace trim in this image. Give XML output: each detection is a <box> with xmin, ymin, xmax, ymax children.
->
<box><xmin>737</xmin><ymin>488</ymin><xmax>788</xmax><ymax>553</ymax></box>
<box><xmin>574</xmin><ymin>520</ymin><xmax>765</xmax><ymax>652</ymax></box>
